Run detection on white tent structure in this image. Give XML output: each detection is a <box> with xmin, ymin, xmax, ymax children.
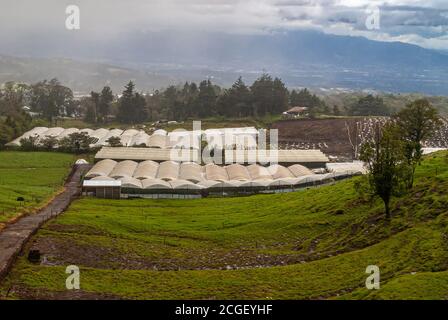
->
<box><xmin>133</xmin><ymin>160</ymin><xmax>159</xmax><ymax>180</ymax></box>
<box><xmin>7</xmin><ymin>127</ymin><xmax>49</xmax><ymax>146</ymax></box>
<box><xmin>58</xmin><ymin>128</ymin><xmax>79</xmax><ymax>140</ymax></box>
<box><xmin>226</xmin><ymin>164</ymin><xmax>251</xmax><ymax>181</ymax></box>
<box><xmin>85</xmin><ymin>159</ymin><xmax>117</xmax><ymax>178</ymax></box>
<box><xmin>142</xmin><ymin>178</ymin><xmax>172</xmax><ymax>190</ymax></box>
<box><xmin>109</xmin><ymin>160</ymin><xmax>138</xmax><ymax>179</ymax></box>
<box><xmin>157</xmin><ymin>161</ymin><xmax>180</xmax><ymax>181</ymax></box>
<box><xmin>205</xmin><ymin>164</ymin><xmax>229</xmax><ymax>181</ymax></box>
<box><xmin>179</xmin><ymin>162</ymin><xmax>204</xmax><ymax>183</ymax></box>
<box><xmin>119</xmin><ymin>177</ymin><xmax>143</xmax><ymax>189</ymax></box>
<box><xmin>268</xmin><ymin>164</ymin><xmax>295</xmax><ymax>179</ymax></box>
<box><xmin>170</xmin><ymin>179</ymin><xmax>203</xmax><ymax>190</ymax></box>
<box><xmin>83</xmin><ymin>159</ymin><xmax>360</xmax><ymax>197</ymax></box>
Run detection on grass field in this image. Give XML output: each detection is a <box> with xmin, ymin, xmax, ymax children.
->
<box><xmin>0</xmin><ymin>151</ymin><xmax>75</xmax><ymax>225</ymax></box>
<box><xmin>0</xmin><ymin>152</ymin><xmax>447</xmax><ymax>299</ymax></box>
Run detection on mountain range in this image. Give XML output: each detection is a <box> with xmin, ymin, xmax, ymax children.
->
<box><xmin>2</xmin><ymin>30</ymin><xmax>448</xmax><ymax>95</ymax></box>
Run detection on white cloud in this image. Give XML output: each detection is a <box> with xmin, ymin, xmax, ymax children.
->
<box><xmin>1</xmin><ymin>0</ymin><xmax>448</xmax><ymax>50</ymax></box>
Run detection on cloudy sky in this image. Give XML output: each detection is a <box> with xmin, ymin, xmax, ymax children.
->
<box><xmin>1</xmin><ymin>0</ymin><xmax>448</xmax><ymax>51</ymax></box>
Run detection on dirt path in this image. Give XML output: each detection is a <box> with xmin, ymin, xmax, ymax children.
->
<box><xmin>0</xmin><ymin>164</ymin><xmax>91</xmax><ymax>282</ymax></box>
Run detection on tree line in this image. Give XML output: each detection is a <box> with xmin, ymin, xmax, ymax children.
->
<box><xmin>0</xmin><ymin>74</ymin><xmax>411</xmax><ymax>148</ymax></box>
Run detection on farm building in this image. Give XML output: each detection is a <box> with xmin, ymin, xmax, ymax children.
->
<box><xmin>225</xmin><ymin>149</ymin><xmax>329</xmax><ymax>167</ymax></box>
<box><xmin>83</xmin><ymin>159</ymin><xmax>361</xmax><ymax>198</ymax></box>
<box><xmin>7</xmin><ymin>126</ymin><xmax>258</xmax><ymax>150</ymax></box>
<box><xmin>82</xmin><ymin>179</ymin><xmax>121</xmax><ymax>199</ymax></box>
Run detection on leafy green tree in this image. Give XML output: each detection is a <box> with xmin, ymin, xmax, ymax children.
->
<box><xmin>359</xmin><ymin>124</ymin><xmax>412</xmax><ymax>219</ymax></box>
<box><xmin>59</xmin><ymin>132</ymin><xmax>91</xmax><ymax>154</ymax></box>
<box><xmin>393</xmin><ymin>99</ymin><xmax>442</xmax><ymax>188</ymax></box>
<box><xmin>30</xmin><ymin>79</ymin><xmax>73</xmax><ymax>123</ymax></box>
<box><xmin>0</xmin><ymin>122</ymin><xmax>14</xmax><ymax>149</ymax></box>
<box><xmin>19</xmin><ymin>136</ymin><xmax>39</xmax><ymax>151</ymax></box>
<box><xmin>40</xmin><ymin>135</ymin><xmax>58</xmax><ymax>151</ymax></box>
<box><xmin>351</xmin><ymin>95</ymin><xmax>389</xmax><ymax>116</ymax></box>
<box><xmin>106</xmin><ymin>136</ymin><xmax>122</xmax><ymax>147</ymax></box>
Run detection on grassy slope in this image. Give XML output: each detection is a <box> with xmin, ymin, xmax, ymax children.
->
<box><xmin>0</xmin><ymin>152</ymin><xmax>447</xmax><ymax>299</ymax></box>
<box><xmin>0</xmin><ymin>151</ymin><xmax>74</xmax><ymax>224</ymax></box>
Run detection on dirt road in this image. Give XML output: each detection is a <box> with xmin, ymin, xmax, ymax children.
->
<box><xmin>0</xmin><ymin>164</ymin><xmax>91</xmax><ymax>282</ymax></box>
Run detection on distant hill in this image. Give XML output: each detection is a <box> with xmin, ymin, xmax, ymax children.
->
<box><xmin>0</xmin><ymin>55</ymin><xmax>174</xmax><ymax>93</ymax></box>
<box><xmin>3</xmin><ymin>30</ymin><xmax>448</xmax><ymax>94</ymax></box>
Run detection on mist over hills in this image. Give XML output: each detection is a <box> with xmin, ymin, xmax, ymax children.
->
<box><xmin>2</xmin><ymin>31</ymin><xmax>448</xmax><ymax>95</ymax></box>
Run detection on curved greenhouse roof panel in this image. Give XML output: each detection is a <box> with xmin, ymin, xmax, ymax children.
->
<box><xmin>122</xmin><ymin>129</ymin><xmax>140</xmax><ymax>137</ymax></box>
<box><xmin>142</xmin><ymin>178</ymin><xmax>172</xmax><ymax>190</ymax></box>
<box><xmin>247</xmin><ymin>164</ymin><xmax>272</xmax><ymax>180</ymax></box>
<box><xmin>97</xmin><ymin>129</ymin><xmax>123</xmax><ymax>146</ymax></box>
<box><xmin>205</xmin><ymin>164</ymin><xmax>229</xmax><ymax>181</ymax></box>
<box><xmin>153</xmin><ymin>129</ymin><xmax>167</xmax><ymax>136</ymax></box>
<box><xmin>109</xmin><ymin>160</ymin><xmax>138</xmax><ymax>179</ymax></box>
<box><xmin>179</xmin><ymin>162</ymin><xmax>203</xmax><ymax>183</ymax></box>
<box><xmin>119</xmin><ymin>135</ymin><xmax>133</xmax><ymax>147</ymax></box>
<box><xmin>85</xmin><ymin>159</ymin><xmax>117</xmax><ymax>178</ymax></box>
<box><xmin>7</xmin><ymin>127</ymin><xmax>49</xmax><ymax>146</ymax></box>
<box><xmin>148</xmin><ymin>134</ymin><xmax>167</xmax><ymax>149</ymax></box>
<box><xmin>58</xmin><ymin>128</ymin><xmax>79</xmax><ymax>139</ymax></box>
<box><xmin>90</xmin><ymin>128</ymin><xmax>110</xmax><ymax>144</ymax></box>
<box><xmin>95</xmin><ymin>147</ymin><xmax>199</xmax><ymax>162</ymax></box>
<box><xmin>119</xmin><ymin>177</ymin><xmax>143</xmax><ymax>189</ymax></box>
<box><xmin>170</xmin><ymin>179</ymin><xmax>203</xmax><ymax>190</ymax></box>
<box><xmin>197</xmin><ymin>180</ymin><xmax>221</xmax><ymax>188</ymax></box>
<box><xmin>131</xmin><ymin>131</ymin><xmax>151</xmax><ymax>147</ymax></box>
<box><xmin>268</xmin><ymin>164</ymin><xmax>295</xmax><ymax>179</ymax></box>
<box><xmin>133</xmin><ymin>160</ymin><xmax>159</xmax><ymax>180</ymax></box>
<box><xmin>157</xmin><ymin>161</ymin><xmax>180</xmax><ymax>181</ymax></box>
<box><xmin>226</xmin><ymin>164</ymin><xmax>251</xmax><ymax>181</ymax></box>
<box><xmin>288</xmin><ymin>164</ymin><xmax>314</xmax><ymax>177</ymax></box>
<box><xmin>41</xmin><ymin>127</ymin><xmax>64</xmax><ymax>137</ymax></box>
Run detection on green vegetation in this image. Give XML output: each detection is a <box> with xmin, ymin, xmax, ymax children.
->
<box><xmin>1</xmin><ymin>152</ymin><xmax>447</xmax><ymax>299</ymax></box>
<box><xmin>0</xmin><ymin>151</ymin><xmax>74</xmax><ymax>224</ymax></box>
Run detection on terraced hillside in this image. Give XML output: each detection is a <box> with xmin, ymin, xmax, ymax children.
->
<box><xmin>0</xmin><ymin>152</ymin><xmax>75</xmax><ymax>226</ymax></box>
<box><xmin>0</xmin><ymin>152</ymin><xmax>447</xmax><ymax>299</ymax></box>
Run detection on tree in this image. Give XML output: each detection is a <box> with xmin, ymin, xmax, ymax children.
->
<box><xmin>40</xmin><ymin>135</ymin><xmax>58</xmax><ymax>151</ymax></box>
<box><xmin>251</xmin><ymin>74</ymin><xmax>288</xmax><ymax>117</ymax></box>
<box><xmin>351</xmin><ymin>95</ymin><xmax>389</xmax><ymax>116</ymax></box>
<box><xmin>0</xmin><ymin>122</ymin><xmax>14</xmax><ymax>149</ymax></box>
<box><xmin>19</xmin><ymin>136</ymin><xmax>39</xmax><ymax>151</ymax></box>
<box><xmin>117</xmin><ymin>81</ymin><xmax>148</xmax><ymax>124</ymax></box>
<box><xmin>197</xmin><ymin>80</ymin><xmax>217</xmax><ymax>118</ymax></box>
<box><xmin>359</xmin><ymin>124</ymin><xmax>412</xmax><ymax>219</ymax></box>
<box><xmin>333</xmin><ymin>105</ymin><xmax>341</xmax><ymax>116</ymax></box>
<box><xmin>393</xmin><ymin>99</ymin><xmax>442</xmax><ymax>188</ymax></box>
<box><xmin>30</xmin><ymin>79</ymin><xmax>73</xmax><ymax>123</ymax></box>
<box><xmin>107</xmin><ymin>136</ymin><xmax>122</xmax><ymax>147</ymax></box>
<box><xmin>59</xmin><ymin>132</ymin><xmax>91</xmax><ymax>153</ymax></box>
<box><xmin>98</xmin><ymin>86</ymin><xmax>114</xmax><ymax>122</ymax></box>
<box><xmin>83</xmin><ymin>98</ymin><xmax>97</xmax><ymax>123</ymax></box>
<box><xmin>218</xmin><ymin>77</ymin><xmax>253</xmax><ymax>117</ymax></box>
<box><xmin>89</xmin><ymin>91</ymin><xmax>100</xmax><ymax>123</ymax></box>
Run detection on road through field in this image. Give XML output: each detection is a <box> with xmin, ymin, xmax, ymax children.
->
<box><xmin>0</xmin><ymin>164</ymin><xmax>91</xmax><ymax>282</ymax></box>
